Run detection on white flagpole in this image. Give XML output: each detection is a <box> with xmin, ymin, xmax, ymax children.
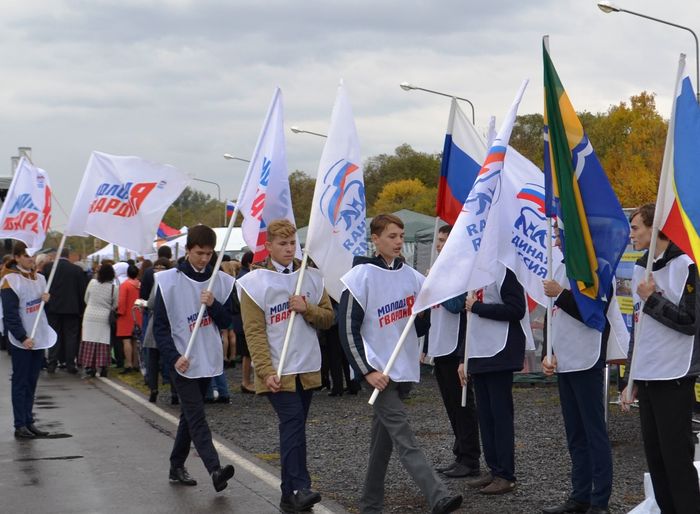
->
<box><xmin>546</xmin><ymin>216</ymin><xmax>554</xmax><ymax>362</ymax></box>
<box><xmin>275</xmin><ymin>249</ymin><xmax>309</xmax><ymax>377</ymax></box>
<box><xmin>183</xmin><ymin>178</ymin><xmax>257</xmax><ymax>360</ymax></box>
<box><xmin>368</xmin><ymin>313</ymin><xmax>417</xmax><ymax>405</ymax></box>
<box><xmin>625</xmin><ymin>53</ymin><xmax>685</xmax><ymax>403</ymax></box>
<box><xmin>461</xmin><ymin>310</ymin><xmax>472</xmax><ymax>407</ymax></box>
<box><xmin>29</xmin><ymin>234</ymin><xmax>67</xmax><ymax>339</ymax></box>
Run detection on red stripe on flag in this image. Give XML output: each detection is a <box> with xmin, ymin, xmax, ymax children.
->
<box><xmin>662</xmin><ymin>200</ymin><xmax>694</xmax><ymax>259</ymax></box>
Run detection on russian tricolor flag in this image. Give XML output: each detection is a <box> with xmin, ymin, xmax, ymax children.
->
<box><xmin>226</xmin><ymin>200</ymin><xmax>236</xmax><ymax>218</ymax></box>
<box><xmin>658</xmin><ymin>54</ymin><xmax>700</xmax><ymax>264</ymax></box>
<box><xmin>437</xmin><ymin>98</ymin><xmax>488</xmax><ymax>224</ymax></box>
<box><xmin>156</xmin><ymin>221</ymin><xmax>180</xmax><ymax>239</ymax></box>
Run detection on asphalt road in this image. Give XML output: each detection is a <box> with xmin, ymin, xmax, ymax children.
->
<box><xmin>0</xmin><ymin>353</ymin><xmax>346</xmax><ymax>514</ymax></box>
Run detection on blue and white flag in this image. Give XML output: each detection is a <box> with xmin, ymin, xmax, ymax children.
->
<box><xmin>305</xmin><ymin>82</ymin><xmax>366</xmax><ymax>301</ymax></box>
<box><xmin>237</xmin><ymin>88</ymin><xmax>296</xmax><ymax>262</ymax></box>
<box><xmin>413</xmin><ymin>80</ymin><xmax>529</xmax><ymax>313</ymax></box>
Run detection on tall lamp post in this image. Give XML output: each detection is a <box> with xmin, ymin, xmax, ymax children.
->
<box><xmin>223</xmin><ymin>153</ymin><xmax>251</xmax><ymax>163</ymax></box>
<box><xmin>597</xmin><ymin>1</ymin><xmax>700</xmax><ymax>103</ymax></box>
<box><xmin>290</xmin><ymin>126</ymin><xmax>328</xmax><ymax>138</ymax></box>
<box><xmin>192</xmin><ymin>177</ymin><xmax>223</xmax><ymax>226</ymax></box>
<box><xmin>399</xmin><ymin>82</ymin><xmax>476</xmax><ymax>124</ymax></box>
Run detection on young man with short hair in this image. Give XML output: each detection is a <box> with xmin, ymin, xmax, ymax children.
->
<box><xmin>621</xmin><ymin>204</ymin><xmax>700</xmax><ymax>513</ymax></box>
<box><xmin>153</xmin><ymin>224</ymin><xmax>235</xmax><ymax>493</ymax></box>
<box><xmin>540</xmin><ymin>225</ymin><xmax>613</xmax><ymax>514</ymax></box>
<box><xmin>425</xmin><ymin>224</ymin><xmax>481</xmax><ymax>479</ymax></box>
<box><xmin>238</xmin><ymin>219</ymin><xmax>334</xmax><ymax>513</ymax></box>
<box><xmin>339</xmin><ymin>213</ymin><xmax>462</xmax><ymax>514</ymax></box>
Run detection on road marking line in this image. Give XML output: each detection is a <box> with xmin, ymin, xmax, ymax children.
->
<box><xmin>99</xmin><ymin>377</ymin><xmax>335</xmax><ymax>514</ymax></box>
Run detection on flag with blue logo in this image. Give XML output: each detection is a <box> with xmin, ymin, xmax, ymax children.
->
<box><xmin>437</xmin><ymin>99</ymin><xmax>487</xmax><ymax>224</ymax></box>
<box><xmin>543</xmin><ymin>41</ymin><xmax>629</xmax><ymax>331</ymax></box>
<box><xmin>236</xmin><ymin>87</ymin><xmax>296</xmax><ymax>262</ymax></box>
<box><xmin>413</xmin><ymin>80</ymin><xmax>529</xmax><ymax>313</ymax></box>
<box><xmin>0</xmin><ymin>157</ymin><xmax>52</xmax><ymax>255</ymax></box>
<box><xmin>657</xmin><ymin>54</ymin><xmax>700</xmax><ymax>265</ymax></box>
<box><xmin>306</xmin><ymin>82</ymin><xmax>366</xmax><ymax>301</ymax></box>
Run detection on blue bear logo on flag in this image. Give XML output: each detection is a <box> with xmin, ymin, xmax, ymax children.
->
<box><xmin>320</xmin><ymin>159</ymin><xmax>365</xmax><ymax>233</ymax></box>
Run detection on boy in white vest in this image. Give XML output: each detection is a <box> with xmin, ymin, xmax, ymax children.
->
<box><xmin>423</xmin><ymin>224</ymin><xmax>480</xmax><ymax>479</ymax></box>
<box><xmin>457</xmin><ymin>262</ymin><xmax>527</xmax><ymax>495</ymax></box>
<box><xmin>621</xmin><ymin>204</ymin><xmax>700</xmax><ymax>513</ymax></box>
<box><xmin>541</xmin><ymin>225</ymin><xmax>613</xmax><ymax>514</ymax></box>
<box><xmin>238</xmin><ymin>219</ymin><xmax>334</xmax><ymax>514</ymax></box>
<box><xmin>339</xmin><ymin>213</ymin><xmax>463</xmax><ymax>514</ymax></box>
<box><xmin>153</xmin><ymin>225</ymin><xmax>235</xmax><ymax>493</ymax></box>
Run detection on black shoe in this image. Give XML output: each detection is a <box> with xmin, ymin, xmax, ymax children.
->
<box><xmin>99</xmin><ymin>367</ymin><xmax>108</xmax><ymax>378</ymax></box>
<box><xmin>169</xmin><ymin>467</ymin><xmax>197</xmax><ymax>486</ymax></box>
<box><xmin>171</xmin><ymin>395</ymin><xmax>179</xmax><ymax>405</ymax></box>
<box><xmin>119</xmin><ymin>367</ymin><xmax>132</xmax><ymax>375</ymax></box>
<box><xmin>46</xmin><ymin>361</ymin><xmax>57</xmax><ymax>374</ymax></box>
<box><xmin>542</xmin><ymin>499</ymin><xmax>591</xmax><ymax>513</ymax></box>
<box><xmin>280</xmin><ymin>489</ymin><xmax>322</xmax><ymax>512</ymax></box>
<box><xmin>27</xmin><ymin>424</ymin><xmax>49</xmax><ymax>437</ymax></box>
<box><xmin>443</xmin><ymin>462</ymin><xmax>480</xmax><ymax>478</ymax></box>
<box><xmin>211</xmin><ymin>464</ymin><xmax>234</xmax><ymax>492</ymax></box>
<box><xmin>435</xmin><ymin>461</ymin><xmax>458</xmax><ymax>473</ymax></box>
<box><xmin>585</xmin><ymin>508</ymin><xmax>609</xmax><ymax>514</ymax></box>
<box><xmin>432</xmin><ymin>494</ymin><xmax>463</xmax><ymax>514</ymax></box>
<box><xmin>328</xmin><ymin>390</ymin><xmax>343</xmax><ymax>397</ymax></box>
<box><xmin>66</xmin><ymin>366</ymin><xmax>79</xmax><ymax>375</ymax></box>
<box><xmin>216</xmin><ymin>396</ymin><xmax>231</xmax><ymax>404</ymax></box>
<box><xmin>149</xmin><ymin>391</ymin><xmax>158</xmax><ymax>403</ymax></box>
<box><xmin>14</xmin><ymin>426</ymin><xmax>36</xmax><ymax>439</ymax></box>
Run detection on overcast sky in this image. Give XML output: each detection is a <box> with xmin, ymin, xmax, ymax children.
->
<box><xmin>1</xmin><ymin>0</ymin><xmax>698</xmax><ymax>229</ymax></box>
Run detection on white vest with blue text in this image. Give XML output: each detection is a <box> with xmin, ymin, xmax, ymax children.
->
<box><xmin>155</xmin><ymin>268</ymin><xmax>235</xmax><ymax>379</ymax></box>
<box><xmin>341</xmin><ymin>263</ymin><xmax>425</xmax><ymax>382</ymax></box>
<box><xmin>4</xmin><ymin>272</ymin><xmax>56</xmax><ymax>350</ymax></box>
<box><xmin>631</xmin><ymin>254</ymin><xmax>694</xmax><ymax>380</ymax></box>
<box><xmin>237</xmin><ymin>268</ymin><xmax>324</xmax><ymax>376</ymax></box>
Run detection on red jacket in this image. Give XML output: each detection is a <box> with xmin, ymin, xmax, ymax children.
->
<box><xmin>116</xmin><ymin>278</ymin><xmax>142</xmax><ymax>337</ymax></box>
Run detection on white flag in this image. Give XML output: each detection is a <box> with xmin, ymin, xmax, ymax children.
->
<box><xmin>0</xmin><ymin>157</ymin><xmax>52</xmax><ymax>255</ymax></box>
<box><xmin>237</xmin><ymin>88</ymin><xmax>296</xmax><ymax>262</ymax></box>
<box><xmin>412</xmin><ymin>80</ymin><xmax>529</xmax><ymax>313</ymax></box>
<box><xmin>64</xmin><ymin>151</ymin><xmax>190</xmax><ymax>254</ymax></box>
<box><xmin>478</xmin><ymin>147</ymin><xmax>562</xmax><ymax>306</ymax></box>
<box><xmin>306</xmin><ymin>83</ymin><xmax>366</xmax><ymax>301</ymax></box>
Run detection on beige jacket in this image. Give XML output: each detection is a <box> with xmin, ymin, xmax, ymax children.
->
<box><xmin>240</xmin><ymin>258</ymin><xmax>334</xmax><ymax>393</ymax></box>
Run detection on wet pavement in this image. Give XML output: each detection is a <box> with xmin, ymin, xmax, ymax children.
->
<box><xmin>0</xmin><ymin>353</ymin><xmax>346</xmax><ymax>514</ymax></box>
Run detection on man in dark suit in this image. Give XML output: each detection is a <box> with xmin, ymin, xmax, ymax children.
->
<box><xmin>42</xmin><ymin>247</ymin><xmax>88</xmax><ymax>373</ymax></box>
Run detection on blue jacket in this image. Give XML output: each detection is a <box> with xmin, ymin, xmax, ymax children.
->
<box><xmin>153</xmin><ymin>260</ymin><xmax>234</xmax><ymax>369</ymax></box>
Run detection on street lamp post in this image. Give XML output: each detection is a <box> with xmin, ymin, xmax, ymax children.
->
<box><xmin>223</xmin><ymin>153</ymin><xmax>251</xmax><ymax>163</ymax></box>
<box><xmin>192</xmin><ymin>177</ymin><xmax>223</xmax><ymax>226</ymax></box>
<box><xmin>597</xmin><ymin>0</ymin><xmax>700</xmax><ymax>103</ymax></box>
<box><xmin>400</xmin><ymin>82</ymin><xmax>476</xmax><ymax>124</ymax></box>
<box><xmin>290</xmin><ymin>126</ymin><xmax>328</xmax><ymax>138</ymax></box>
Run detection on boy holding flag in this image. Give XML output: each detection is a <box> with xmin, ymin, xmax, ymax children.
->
<box><xmin>339</xmin><ymin>213</ymin><xmax>462</xmax><ymax>514</ymax></box>
<box><xmin>238</xmin><ymin>219</ymin><xmax>334</xmax><ymax>513</ymax></box>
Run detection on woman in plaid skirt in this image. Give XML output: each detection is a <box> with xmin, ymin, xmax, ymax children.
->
<box><xmin>79</xmin><ymin>263</ymin><xmax>118</xmax><ymax>377</ymax></box>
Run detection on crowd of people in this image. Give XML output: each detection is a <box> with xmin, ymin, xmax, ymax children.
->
<box><xmin>2</xmin><ymin>208</ymin><xmax>699</xmax><ymax>514</ymax></box>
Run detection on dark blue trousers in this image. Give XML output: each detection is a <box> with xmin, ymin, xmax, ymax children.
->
<box><xmin>472</xmin><ymin>370</ymin><xmax>516</xmax><ymax>482</ymax></box>
<box><xmin>267</xmin><ymin>377</ymin><xmax>313</xmax><ymax>496</ymax></box>
<box><xmin>11</xmin><ymin>346</ymin><xmax>44</xmax><ymax>428</ymax></box>
<box><xmin>558</xmin><ymin>368</ymin><xmax>613</xmax><ymax>509</ymax></box>
<box><xmin>170</xmin><ymin>371</ymin><xmax>220</xmax><ymax>473</ymax></box>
